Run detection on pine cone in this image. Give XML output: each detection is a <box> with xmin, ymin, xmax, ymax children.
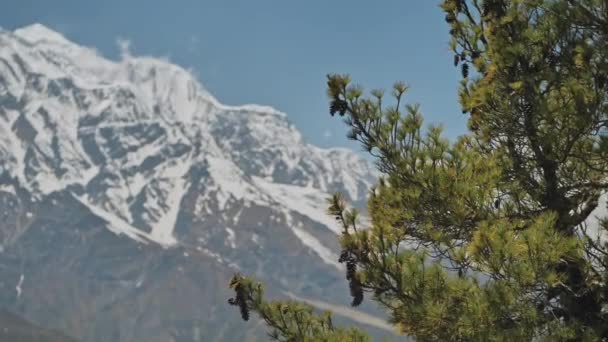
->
<box><xmin>350</xmin><ymin>280</ymin><xmax>364</xmax><ymax>306</ymax></box>
<box><xmin>338</xmin><ymin>249</ymin><xmax>365</xmax><ymax>306</ymax></box>
<box><xmin>462</xmin><ymin>63</ymin><xmax>469</xmax><ymax>78</ymax></box>
<box><xmin>471</xmin><ymin>51</ymin><xmax>480</xmax><ymax>61</ymax></box>
<box><xmin>330</xmin><ymin>98</ymin><xmax>348</xmax><ymax>116</ymax></box>
<box><xmin>239</xmin><ymin>301</ymin><xmax>250</xmax><ymax>321</ymax></box>
<box><xmin>229</xmin><ymin>283</ymin><xmax>251</xmax><ymax>321</ymax></box>
<box><xmin>483</xmin><ymin>0</ymin><xmax>505</xmax><ymax>18</ymax></box>
<box><xmin>339</xmin><ymin>250</ymin><xmax>349</xmax><ymax>263</ymax></box>
<box><xmin>455</xmin><ymin>0</ymin><xmax>463</xmax><ymax>12</ymax></box>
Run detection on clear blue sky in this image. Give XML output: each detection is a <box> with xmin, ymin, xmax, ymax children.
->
<box><xmin>2</xmin><ymin>0</ymin><xmax>467</xmax><ymax>151</ymax></box>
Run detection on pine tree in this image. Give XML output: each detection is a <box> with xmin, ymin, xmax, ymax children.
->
<box><xmin>229</xmin><ymin>1</ymin><xmax>608</xmax><ymax>340</ymax></box>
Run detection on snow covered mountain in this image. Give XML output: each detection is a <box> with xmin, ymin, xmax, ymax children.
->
<box><xmin>0</xmin><ymin>24</ymin><xmax>387</xmax><ymax>341</ymax></box>
<box><xmin>0</xmin><ymin>23</ymin><xmax>374</xmax><ymax>249</ymax></box>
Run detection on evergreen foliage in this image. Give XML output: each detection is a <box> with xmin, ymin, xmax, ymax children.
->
<box><xmin>229</xmin><ymin>0</ymin><xmax>608</xmax><ymax>340</ymax></box>
<box><xmin>227</xmin><ymin>274</ymin><xmax>371</xmax><ymax>341</ymax></box>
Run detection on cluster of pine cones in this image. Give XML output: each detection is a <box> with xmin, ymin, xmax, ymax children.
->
<box><xmin>228</xmin><ymin>283</ymin><xmax>250</xmax><ymax>321</ymax></box>
<box><xmin>330</xmin><ymin>98</ymin><xmax>348</xmax><ymax>117</ymax></box>
<box><xmin>339</xmin><ymin>249</ymin><xmax>364</xmax><ymax>307</ymax></box>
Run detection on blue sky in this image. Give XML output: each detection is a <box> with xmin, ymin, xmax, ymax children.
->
<box><xmin>2</xmin><ymin>0</ymin><xmax>467</xmax><ymax>151</ymax></box>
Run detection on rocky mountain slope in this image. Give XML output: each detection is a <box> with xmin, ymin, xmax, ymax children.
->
<box><xmin>0</xmin><ymin>24</ymin><xmax>391</xmax><ymax>341</ymax></box>
<box><xmin>0</xmin><ymin>309</ymin><xmax>78</xmax><ymax>342</ymax></box>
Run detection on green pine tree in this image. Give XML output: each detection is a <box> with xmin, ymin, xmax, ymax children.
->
<box><xmin>229</xmin><ymin>0</ymin><xmax>608</xmax><ymax>340</ymax></box>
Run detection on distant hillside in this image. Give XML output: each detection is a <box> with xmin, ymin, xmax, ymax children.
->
<box><xmin>0</xmin><ymin>309</ymin><xmax>78</xmax><ymax>342</ymax></box>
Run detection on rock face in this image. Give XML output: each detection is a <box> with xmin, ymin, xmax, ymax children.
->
<box><xmin>0</xmin><ymin>24</ymin><xmax>389</xmax><ymax>341</ymax></box>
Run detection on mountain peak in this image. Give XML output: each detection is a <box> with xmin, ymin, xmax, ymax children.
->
<box><xmin>13</xmin><ymin>23</ymin><xmax>72</xmax><ymax>45</ymax></box>
<box><xmin>0</xmin><ymin>24</ymin><xmax>377</xmax><ymax>250</ymax></box>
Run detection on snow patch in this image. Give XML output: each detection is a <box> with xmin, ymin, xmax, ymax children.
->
<box><xmin>15</xmin><ymin>274</ymin><xmax>24</xmax><ymax>299</ymax></box>
<box><xmin>291</xmin><ymin>225</ymin><xmax>342</xmax><ymax>270</ymax></box>
<box><xmin>146</xmin><ymin>176</ymin><xmax>187</xmax><ymax>246</ymax></box>
<box><xmin>226</xmin><ymin>228</ymin><xmax>236</xmax><ymax>248</ymax></box>
<box><xmin>0</xmin><ymin>184</ymin><xmax>15</xmax><ymax>195</ymax></box>
<box><xmin>252</xmin><ymin>176</ymin><xmax>340</xmax><ymax>234</ymax></box>
<box><xmin>75</xmin><ymin>194</ymin><xmax>157</xmax><ymax>245</ymax></box>
<box><xmin>206</xmin><ymin>155</ymin><xmax>262</xmax><ymax>209</ymax></box>
<box><xmin>584</xmin><ymin>193</ymin><xmax>608</xmax><ymax>242</ymax></box>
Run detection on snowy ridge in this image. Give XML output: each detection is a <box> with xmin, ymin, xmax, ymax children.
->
<box><xmin>0</xmin><ymin>24</ymin><xmax>377</xmax><ymax>262</ymax></box>
<box><xmin>75</xmin><ymin>195</ymin><xmax>154</xmax><ymax>245</ymax></box>
<box><xmin>252</xmin><ymin>176</ymin><xmax>341</xmax><ymax>234</ymax></box>
<box><xmin>14</xmin><ymin>24</ymin><xmax>73</xmax><ymax>45</ymax></box>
